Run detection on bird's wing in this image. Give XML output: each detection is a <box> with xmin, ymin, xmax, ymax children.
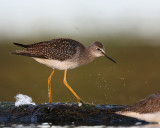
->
<box><xmin>13</xmin><ymin>38</ymin><xmax>82</xmax><ymax>61</ymax></box>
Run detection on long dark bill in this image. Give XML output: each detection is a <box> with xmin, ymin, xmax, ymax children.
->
<box><xmin>103</xmin><ymin>53</ymin><xmax>117</xmax><ymax>63</ymax></box>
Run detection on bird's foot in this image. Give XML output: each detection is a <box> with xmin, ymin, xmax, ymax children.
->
<box><xmin>78</xmin><ymin>99</ymin><xmax>96</xmax><ymax>106</ymax></box>
<box><xmin>77</xmin><ymin>99</ymin><xmax>85</xmax><ymax>104</ymax></box>
<box><xmin>77</xmin><ymin>100</ymin><xmax>93</xmax><ymax>105</ymax></box>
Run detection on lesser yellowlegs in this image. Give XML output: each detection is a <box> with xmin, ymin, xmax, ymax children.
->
<box><xmin>12</xmin><ymin>38</ymin><xmax>116</xmax><ymax>103</ymax></box>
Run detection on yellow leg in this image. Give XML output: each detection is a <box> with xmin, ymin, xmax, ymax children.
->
<box><xmin>48</xmin><ymin>69</ymin><xmax>56</xmax><ymax>103</ymax></box>
<box><xmin>63</xmin><ymin>69</ymin><xmax>83</xmax><ymax>103</ymax></box>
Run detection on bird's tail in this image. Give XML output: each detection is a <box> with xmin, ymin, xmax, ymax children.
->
<box><xmin>12</xmin><ymin>43</ymin><xmax>31</xmax><ymax>56</ymax></box>
<box><xmin>12</xmin><ymin>42</ymin><xmax>45</xmax><ymax>58</ymax></box>
<box><xmin>13</xmin><ymin>43</ymin><xmax>28</xmax><ymax>48</ymax></box>
<box><xmin>11</xmin><ymin>50</ymin><xmax>33</xmax><ymax>56</ymax></box>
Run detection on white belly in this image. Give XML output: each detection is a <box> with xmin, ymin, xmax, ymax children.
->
<box><xmin>117</xmin><ymin>111</ymin><xmax>160</xmax><ymax>123</ymax></box>
<box><xmin>33</xmin><ymin>58</ymin><xmax>78</xmax><ymax>70</ymax></box>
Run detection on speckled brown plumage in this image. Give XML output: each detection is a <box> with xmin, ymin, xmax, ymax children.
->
<box><xmin>120</xmin><ymin>91</ymin><xmax>160</xmax><ymax>113</ymax></box>
<box><xmin>12</xmin><ymin>38</ymin><xmax>86</xmax><ymax>61</ymax></box>
<box><xmin>12</xmin><ymin>38</ymin><xmax>116</xmax><ymax>68</ymax></box>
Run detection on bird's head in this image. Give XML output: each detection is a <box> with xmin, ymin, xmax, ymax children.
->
<box><xmin>89</xmin><ymin>41</ymin><xmax>116</xmax><ymax>63</ymax></box>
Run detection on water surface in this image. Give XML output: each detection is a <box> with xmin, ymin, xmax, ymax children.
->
<box><xmin>0</xmin><ymin>43</ymin><xmax>160</xmax><ymax>105</ymax></box>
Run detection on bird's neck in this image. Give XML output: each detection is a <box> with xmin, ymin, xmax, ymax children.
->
<box><xmin>84</xmin><ymin>46</ymin><xmax>96</xmax><ymax>62</ymax></box>
<box><xmin>77</xmin><ymin>46</ymin><xmax>95</xmax><ymax>66</ymax></box>
<box><xmin>87</xmin><ymin>45</ymin><xmax>96</xmax><ymax>58</ymax></box>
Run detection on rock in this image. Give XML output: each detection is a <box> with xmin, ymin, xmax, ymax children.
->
<box><xmin>0</xmin><ymin>102</ymin><xmax>148</xmax><ymax>126</ymax></box>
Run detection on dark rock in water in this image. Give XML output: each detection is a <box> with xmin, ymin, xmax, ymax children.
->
<box><xmin>0</xmin><ymin>102</ymin><xmax>148</xmax><ymax>126</ymax></box>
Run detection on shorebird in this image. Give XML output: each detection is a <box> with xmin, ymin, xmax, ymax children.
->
<box><xmin>12</xmin><ymin>38</ymin><xmax>116</xmax><ymax>103</ymax></box>
<box><xmin>117</xmin><ymin>91</ymin><xmax>160</xmax><ymax>123</ymax></box>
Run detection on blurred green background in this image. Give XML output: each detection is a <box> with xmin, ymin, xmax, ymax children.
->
<box><xmin>0</xmin><ymin>0</ymin><xmax>160</xmax><ymax>105</ymax></box>
<box><xmin>1</xmin><ymin>38</ymin><xmax>160</xmax><ymax>105</ymax></box>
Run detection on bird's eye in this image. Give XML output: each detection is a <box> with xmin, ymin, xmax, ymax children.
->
<box><xmin>97</xmin><ymin>48</ymin><xmax>101</xmax><ymax>51</ymax></box>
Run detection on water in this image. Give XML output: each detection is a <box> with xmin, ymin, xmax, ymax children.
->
<box><xmin>1</xmin><ymin>44</ymin><xmax>160</xmax><ymax>105</ymax></box>
<box><xmin>15</xmin><ymin>94</ymin><xmax>36</xmax><ymax>106</ymax></box>
<box><xmin>1</xmin><ymin>123</ymin><xmax>160</xmax><ymax>128</ymax></box>
<box><xmin>0</xmin><ymin>41</ymin><xmax>160</xmax><ymax>127</ymax></box>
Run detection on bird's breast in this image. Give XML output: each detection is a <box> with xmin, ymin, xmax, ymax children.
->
<box><xmin>33</xmin><ymin>57</ymin><xmax>78</xmax><ymax>70</ymax></box>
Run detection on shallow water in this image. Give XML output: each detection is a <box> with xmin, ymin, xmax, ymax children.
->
<box><xmin>0</xmin><ymin>40</ymin><xmax>160</xmax><ymax>127</ymax></box>
<box><xmin>1</xmin><ymin>123</ymin><xmax>160</xmax><ymax>128</ymax></box>
<box><xmin>0</xmin><ymin>43</ymin><xmax>160</xmax><ymax>105</ymax></box>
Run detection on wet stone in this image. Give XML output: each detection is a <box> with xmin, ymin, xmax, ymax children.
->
<box><xmin>0</xmin><ymin>102</ymin><xmax>149</xmax><ymax>126</ymax></box>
